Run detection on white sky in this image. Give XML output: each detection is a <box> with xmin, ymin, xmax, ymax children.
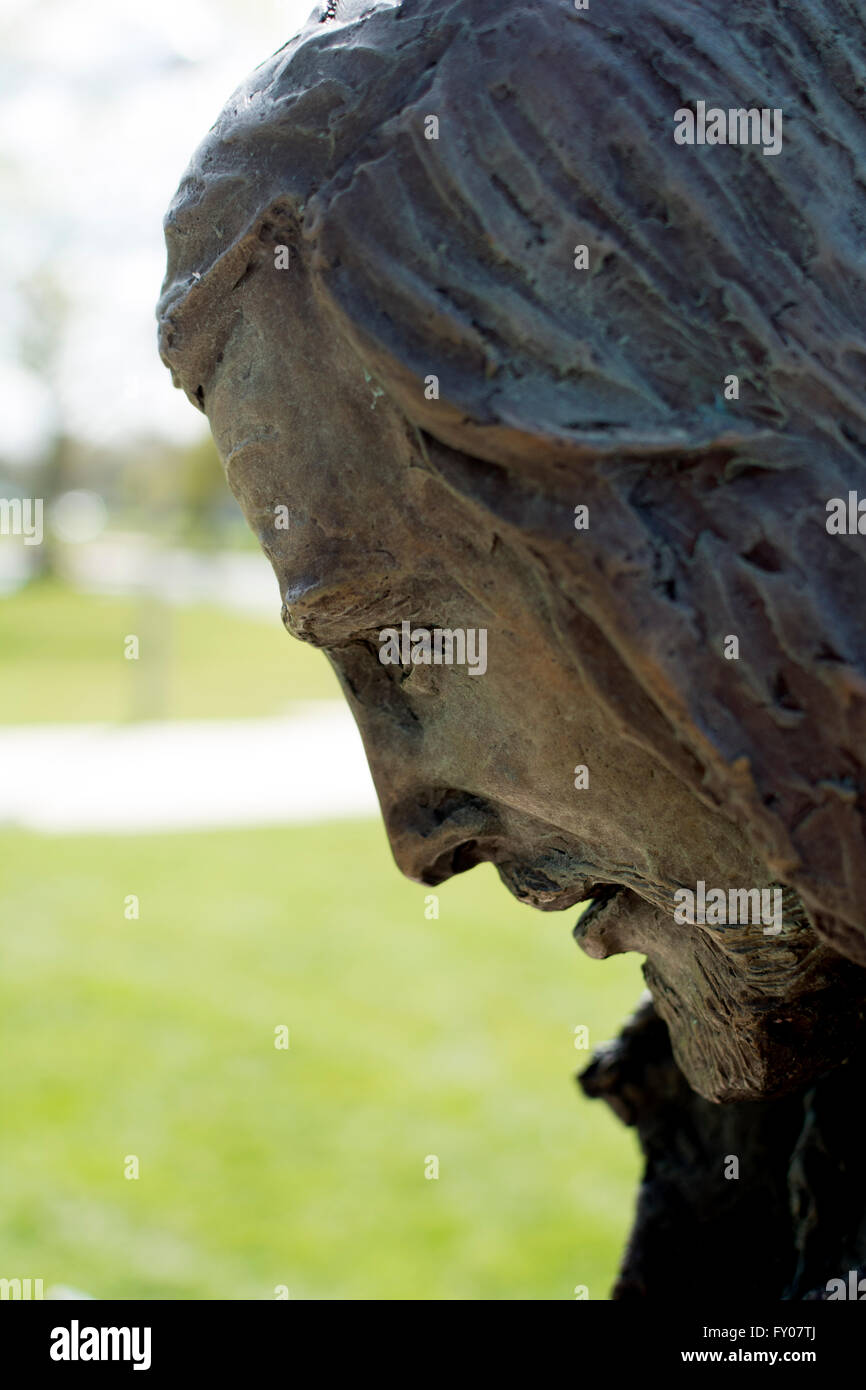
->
<box><xmin>0</xmin><ymin>0</ymin><xmax>317</xmax><ymax>459</ymax></box>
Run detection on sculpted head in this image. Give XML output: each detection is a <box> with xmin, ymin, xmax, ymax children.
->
<box><xmin>159</xmin><ymin>0</ymin><xmax>866</xmax><ymax>1102</ymax></box>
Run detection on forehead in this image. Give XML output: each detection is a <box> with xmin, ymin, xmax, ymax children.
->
<box><xmin>203</xmin><ymin>267</ymin><xmax>439</xmax><ymax>613</ymax></box>
<box><xmin>208</xmin><ymin>266</ymin><xmax>411</xmax><ymax>495</ymax></box>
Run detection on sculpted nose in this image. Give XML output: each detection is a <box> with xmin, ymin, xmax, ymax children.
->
<box><xmin>381</xmin><ymin>789</ymin><xmax>502</xmax><ymax>885</ymax></box>
<box><xmin>324</xmin><ymin>646</ymin><xmax>501</xmax><ymax>882</ymax></box>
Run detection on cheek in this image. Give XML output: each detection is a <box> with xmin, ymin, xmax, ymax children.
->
<box><xmin>444</xmin><ymin>641</ymin><xmax>598</xmax><ymax>799</ymax></box>
<box><xmin>337</xmin><ymin>642</ymin><xmax>605</xmax><ymax>839</ymax></box>
<box><xmin>335</xmin><ymin>623</ymin><xmax>604</xmax><ymax>801</ymax></box>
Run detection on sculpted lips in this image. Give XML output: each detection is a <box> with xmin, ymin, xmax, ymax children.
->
<box><xmin>575</xmin><ymin>884</ymin><xmax>626</xmax><ymax>932</ymax></box>
<box><xmin>385</xmin><ymin>787</ymin><xmax>658</xmax><ymax>917</ymax></box>
<box><xmin>573</xmin><ymin>886</ymin><xmax>650</xmax><ymax>959</ymax></box>
<box><xmin>496</xmin><ymin>862</ymin><xmax>644</xmax><ymax>916</ymax></box>
<box><xmin>418</xmin><ymin>838</ymin><xmax>624</xmax><ymax>911</ymax></box>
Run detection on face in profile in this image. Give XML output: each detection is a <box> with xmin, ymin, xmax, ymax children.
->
<box><xmin>159</xmin><ymin>0</ymin><xmax>866</xmax><ymax>1107</ymax></box>
<box><xmin>174</xmin><ymin>251</ymin><xmax>854</xmax><ymax>1104</ymax></box>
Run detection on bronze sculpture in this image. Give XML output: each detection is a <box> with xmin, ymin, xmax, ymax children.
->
<box><xmin>159</xmin><ymin>0</ymin><xmax>866</xmax><ymax>1297</ymax></box>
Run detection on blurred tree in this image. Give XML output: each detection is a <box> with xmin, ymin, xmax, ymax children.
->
<box><xmin>17</xmin><ymin>269</ymin><xmax>72</xmax><ymax>580</ymax></box>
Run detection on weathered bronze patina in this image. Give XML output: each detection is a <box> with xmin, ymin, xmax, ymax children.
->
<box><xmin>159</xmin><ymin>0</ymin><xmax>866</xmax><ymax>1297</ymax></box>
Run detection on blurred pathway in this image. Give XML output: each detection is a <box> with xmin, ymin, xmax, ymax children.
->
<box><xmin>0</xmin><ymin>705</ymin><xmax>379</xmax><ymax>833</ymax></box>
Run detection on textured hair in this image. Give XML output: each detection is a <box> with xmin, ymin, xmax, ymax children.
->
<box><xmin>159</xmin><ymin>0</ymin><xmax>866</xmax><ymax>964</ymax></box>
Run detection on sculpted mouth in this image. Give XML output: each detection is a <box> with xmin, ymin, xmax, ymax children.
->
<box><xmin>573</xmin><ymin>884</ymin><xmax>668</xmax><ymax>963</ymax></box>
<box><xmin>415</xmin><ymin>821</ymin><xmax>648</xmax><ymax>916</ymax></box>
<box><xmin>398</xmin><ymin>790</ymin><xmax>645</xmax><ymax>907</ymax></box>
<box><xmin>411</xmin><ymin>833</ymin><xmax>599</xmax><ymax>905</ymax></box>
<box><xmin>577</xmin><ymin>883</ymin><xmax>628</xmax><ymax>928</ymax></box>
<box><xmin>496</xmin><ymin>861</ymin><xmax>625</xmax><ymax>912</ymax></box>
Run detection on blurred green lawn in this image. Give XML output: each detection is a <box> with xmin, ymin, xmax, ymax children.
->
<box><xmin>0</xmin><ymin>823</ymin><xmax>642</xmax><ymax>1300</ymax></box>
<box><xmin>0</xmin><ymin>580</ymin><xmax>644</xmax><ymax>1299</ymax></box>
<box><xmin>0</xmin><ymin>579</ymin><xmax>338</xmax><ymax>721</ymax></box>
